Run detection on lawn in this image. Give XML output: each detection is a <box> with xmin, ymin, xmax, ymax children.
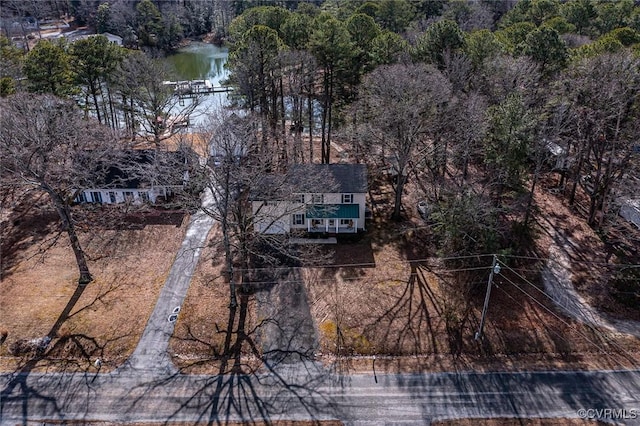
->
<box><xmin>2</xmin><ymin>162</ymin><xmax>638</xmax><ymax>376</ymax></box>
<box><xmin>0</xmin><ymin>193</ymin><xmax>187</xmax><ymax>372</ymax></box>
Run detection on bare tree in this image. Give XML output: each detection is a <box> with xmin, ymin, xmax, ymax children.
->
<box><xmin>353</xmin><ymin>63</ymin><xmax>452</xmax><ymax>220</ymax></box>
<box><xmin>196</xmin><ymin>111</ymin><xmax>256</xmax><ymax>307</ymax></box>
<box><xmin>447</xmin><ymin>91</ymin><xmax>489</xmax><ymax>187</ymax></box>
<box><xmin>115</xmin><ymin>51</ymin><xmax>199</xmax><ymax>146</ymax></box>
<box><xmin>0</xmin><ymin>93</ymin><xmax>120</xmax><ymax>284</ymax></box>
<box><xmin>479</xmin><ymin>55</ymin><xmax>541</xmax><ymax>105</ymax></box>
<box><xmin>278</xmin><ymin>49</ymin><xmax>317</xmax><ymax>164</ymax></box>
<box><xmin>551</xmin><ymin>52</ymin><xmax>640</xmax><ymax>228</ymax></box>
<box><xmin>193</xmin><ymin>111</ymin><xmax>337</xmax><ymax>306</ymax></box>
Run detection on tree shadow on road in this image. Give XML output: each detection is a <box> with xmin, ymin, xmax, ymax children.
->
<box><xmin>0</xmin><ymin>277</ymin><xmax>132</xmax><ymax>423</ymax></box>
<box><xmin>393</xmin><ymin>368</ymin><xmax>639</xmax><ymax>423</ymax></box>
<box><xmin>127</xmin><ymin>282</ymin><xmax>341</xmax><ymax>425</ymax></box>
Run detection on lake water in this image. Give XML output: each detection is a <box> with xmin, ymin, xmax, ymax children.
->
<box><xmin>165</xmin><ymin>42</ymin><xmax>229</xmax><ymax>84</ymax></box>
<box><xmin>164</xmin><ymin>42</ymin><xmax>230</xmax><ymax>128</ymax></box>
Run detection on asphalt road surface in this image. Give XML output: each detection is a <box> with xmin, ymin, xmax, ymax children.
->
<box><xmin>2</xmin><ymin>365</ymin><xmax>640</xmax><ymax>425</ymax></box>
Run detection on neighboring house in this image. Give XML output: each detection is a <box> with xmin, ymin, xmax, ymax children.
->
<box><xmin>74</xmin><ymin>150</ymin><xmax>190</xmax><ymax>205</ymax></box>
<box><xmin>619</xmin><ymin>198</ymin><xmax>640</xmax><ymax>230</ymax></box>
<box><xmin>54</xmin><ymin>31</ymin><xmax>124</xmax><ymax>45</ymax></box>
<box><xmin>543</xmin><ymin>140</ymin><xmax>570</xmax><ymax>171</ymax></box>
<box><xmin>251</xmin><ymin>164</ymin><xmax>368</xmax><ymax>234</ymax></box>
<box><xmin>99</xmin><ymin>32</ymin><xmax>123</xmax><ymax>45</ymax></box>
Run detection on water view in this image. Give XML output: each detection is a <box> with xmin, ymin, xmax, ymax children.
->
<box><xmin>165</xmin><ymin>42</ymin><xmax>229</xmax><ymax>85</ymax></box>
<box><xmin>164</xmin><ymin>42</ymin><xmax>231</xmax><ymax>128</ymax></box>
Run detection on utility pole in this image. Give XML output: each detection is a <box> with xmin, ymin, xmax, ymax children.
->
<box><xmin>475</xmin><ymin>254</ymin><xmax>501</xmax><ymax>340</ymax></box>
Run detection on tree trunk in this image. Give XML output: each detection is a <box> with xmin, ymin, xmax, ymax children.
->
<box><xmin>325</xmin><ymin>72</ymin><xmax>333</xmax><ymax>164</ymax></box>
<box><xmin>320</xmin><ymin>95</ymin><xmax>328</xmax><ymax>164</ymax></box>
<box><xmin>220</xmin><ymin>166</ymin><xmax>237</xmax><ymax>308</ymax></box>
<box><xmin>523</xmin><ymin>164</ymin><xmax>540</xmax><ymax>227</ymax></box>
<box><xmin>107</xmin><ymin>83</ymin><xmax>117</xmax><ymax>129</ymax></box>
<box><xmin>90</xmin><ymin>80</ymin><xmax>102</xmax><ymax>124</ymax></box>
<box><xmin>48</xmin><ymin>189</ymin><xmax>92</xmax><ymax>285</ymax></box>
<box><xmin>307</xmin><ymin>94</ymin><xmax>313</xmax><ymax>163</ymax></box>
<box><xmin>221</xmin><ymin>214</ymin><xmax>237</xmax><ymax>308</ymax></box>
<box><xmin>279</xmin><ymin>76</ymin><xmax>286</xmax><ymax>155</ymax></box>
<box><xmin>569</xmin><ymin>139</ymin><xmax>588</xmax><ymax>206</ymax></box>
<box><xmin>392</xmin><ymin>174</ymin><xmax>407</xmax><ymax>221</ymax></box>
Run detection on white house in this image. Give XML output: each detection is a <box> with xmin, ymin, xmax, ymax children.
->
<box><xmin>251</xmin><ymin>164</ymin><xmax>368</xmax><ymax>235</ymax></box>
<box><xmin>619</xmin><ymin>198</ymin><xmax>640</xmax><ymax>230</ymax></box>
<box><xmin>74</xmin><ymin>150</ymin><xmax>190</xmax><ymax>205</ymax></box>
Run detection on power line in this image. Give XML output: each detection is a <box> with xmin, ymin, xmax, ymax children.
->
<box><xmin>495</xmin><ymin>258</ymin><xmax>640</xmax><ymax>364</ymax></box>
<box><xmin>493</xmin><ymin>283</ymin><xmax>615</xmax><ymax>359</ymax></box>
<box><xmin>227</xmin><ymin>253</ymin><xmax>496</xmax><ymax>272</ymax></box>
<box><xmin>497</xmin><ymin>272</ymin><xmax>640</xmax><ymax>367</ymax></box>
<box><xmin>501</xmin><ymin>253</ymin><xmax>639</xmax><ymax>268</ymax></box>
<box><xmin>221</xmin><ymin>253</ymin><xmax>640</xmax><ymax>273</ymax></box>
<box><xmin>217</xmin><ymin>265</ymin><xmax>491</xmax><ymax>287</ymax></box>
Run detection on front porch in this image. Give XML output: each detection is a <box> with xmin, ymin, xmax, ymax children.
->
<box><xmin>307</xmin><ymin>221</ymin><xmax>359</xmax><ymax>233</ymax></box>
<box><xmin>305</xmin><ymin>204</ymin><xmax>361</xmax><ymax>234</ymax></box>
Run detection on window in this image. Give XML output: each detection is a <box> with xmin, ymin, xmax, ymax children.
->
<box><xmin>312</xmin><ymin>193</ymin><xmax>324</xmax><ymax>204</ymax></box>
<box><xmin>75</xmin><ymin>192</ymin><xmax>87</xmax><ymax>203</ymax></box>
<box><xmin>311</xmin><ymin>218</ymin><xmax>324</xmax><ymax>228</ymax></box>
<box><xmin>342</xmin><ymin>194</ymin><xmax>353</xmax><ymax>203</ymax></box>
<box><xmin>292</xmin><ymin>213</ymin><xmax>305</xmax><ymax>225</ymax></box>
<box><xmin>293</xmin><ymin>194</ymin><xmax>305</xmax><ymax>203</ymax></box>
<box><xmin>340</xmin><ymin>219</ymin><xmax>351</xmax><ymax>226</ymax></box>
<box><xmin>139</xmin><ymin>191</ymin><xmax>149</xmax><ymax>202</ymax></box>
<box><xmin>264</xmin><ymin>200</ymin><xmax>278</xmax><ymax>207</ymax></box>
<box><xmin>108</xmin><ymin>192</ymin><xmax>116</xmax><ymax>203</ymax></box>
<box><xmin>91</xmin><ymin>191</ymin><xmax>103</xmax><ymax>203</ymax></box>
<box><xmin>124</xmin><ymin>191</ymin><xmax>134</xmax><ymax>201</ymax></box>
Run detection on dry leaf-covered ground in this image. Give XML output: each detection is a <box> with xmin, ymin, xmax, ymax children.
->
<box><xmin>168</xmin><ymin>225</ymin><xmax>260</xmax><ymax>374</ymax></box>
<box><xmin>2</xmin><ymin>162</ymin><xmax>638</xmax><ymax>376</ymax></box>
<box><xmin>0</xmin><ymin>193</ymin><xmax>187</xmax><ymax>372</ymax></box>
<box><xmin>303</xmin><ymin>173</ymin><xmax>640</xmax><ymax>374</ymax></box>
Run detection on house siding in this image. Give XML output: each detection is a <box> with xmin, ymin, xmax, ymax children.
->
<box><xmin>252</xmin><ymin>201</ymin><xmax>292</xmax><ymax>234</ymax></box>
<box><xmin>620</xmin><ymin>199</ymin><xmax>640</xmax><ymax>229</ymax></box>
<box><xmin>252</xmin><ymin>191</ymin><xmax>366</xmax><ymax>234</ymax></box>
<box><xmin>77</xmin><ymin>186</ymin><xmax>175</xmax><ymax>205</ymax></box>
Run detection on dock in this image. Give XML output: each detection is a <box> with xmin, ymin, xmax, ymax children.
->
<box><xmin>162</xmin><ymin>79</ymin><xmax>233</xmax><ymax>97</ymax></box>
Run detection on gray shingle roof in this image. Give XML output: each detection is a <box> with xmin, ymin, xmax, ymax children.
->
<box><xmin>289</xmin><ymin>163</ymin><xmax>368</xmax><ymax>193</ymax></box>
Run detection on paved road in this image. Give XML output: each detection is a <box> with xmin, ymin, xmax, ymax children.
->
<box><xmin>2</xmin><ymin>367</ymin><xmax>640</xmax><ymax>424</ymax></box>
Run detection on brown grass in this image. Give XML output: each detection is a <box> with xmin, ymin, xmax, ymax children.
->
<box><xmin>167</xmin><ymin>163</ymin><xmax>640</xmax><ymax>376</ymax></box>
<box><xmin>300</xmin><ymin>169</ymin><xmax>640</xmax><ymax>374</ymax></box>
<box><xmin>2</xmin><ymin>140</ymin><xmax>639</xmax><ymax>376</ymax></box>
<box><xmin>304</xmin><ymin>230</ymin><xmax>640</xmax><ymax>374</ymax></box>
<box><xmin>168</xmin><ymin>224</ymin><xmax>261</xmax><ymax>374</ymax></box>
<box><xmin>0</xmin><ymin>199</ymin><xmax>187</xmax><ymax>372</ymax></box>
